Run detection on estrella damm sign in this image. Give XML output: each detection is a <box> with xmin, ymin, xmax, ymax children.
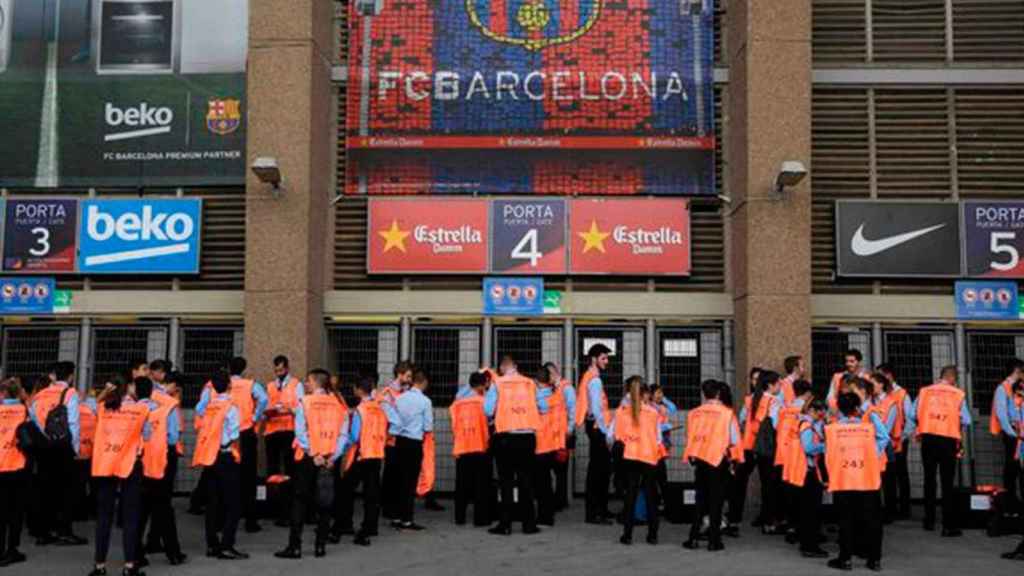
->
<box><xmin>466</xmin><ymin>0</ymin><xmax>603</xmax><ymax>52</ymax></box>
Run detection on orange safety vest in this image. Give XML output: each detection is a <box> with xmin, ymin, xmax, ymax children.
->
<box><xmin>494</xmin><ymin>375</ymin><xmax>541</xmax><ymax>434</ymax></box>
<box><xmin>294</xmin><ymin>393</ymin><xmax>347</xmax><ymax>461</ymax></box>
<box><xmin>574</xmin><ymin>367</ymin><xmax>609</xmax><ymax>429</ymax></box>
<box><xmin>861</xmin><ymin>404</ymin><xmax>888</xmax><ymax>472</ymax></box>
<box><xmin>742</xmin><ymin>393</ymin><xmax>775</xmax><ymax>451</ymax></box>
<box><xmin>536</xmin><ymin>386</ymin><xmax>567</xmax><ymax>455</ymax></box>
<box><xmin>32</xmin><ymin>385</ymin><xmax>74</xmax><ymax>429</ymax></box>
<box><xmin>616</xmin><ymin>403</ymin><xmax>661</xmax><ymax>466</ymax></box>
<box><xmin>0</xmin><ymin>404</ymin><xmax>28</xmax><ymax>472</ymax></box>
<box><xmin>417</xmin><ymin>432</ymin><xmax>435</xmax><ymax>497</ymax></box>
<box><xmin>683</xmin><ymin>402</ymin><xmax>734</xmax><ymax>467</ymax></box>
<box><xmin>92</xmin><ymin>402</ymin><xmax>150</xmax><ymax>479</ymax></box>
<box><xmin>825</xmin><ymin>421</ymin><xmax>882</xmax><ymax>492</ymax></box>
<box><xmin>784</xmin><ymin>419</ymin><xmax>823</xmax><ymax>488</ymax></box>
<box><xmin>151</xmin><ymin>389</ymin><xmax>184</xmax><ymax>456</ymax></box>
<box><xmin>990</xmin><ymin>379</ymin><xmax>1016</xmax><ymax>436</ymax></box>
<box><xmin>356</xmin><ymin>400</ymin><xmax>389</xmax><ymax>461</ymax></box>
<box><xmin>229</xmin><ymin>378</ymin><xmax>257</xmax><ymax>431</ymax></box>
<box><xmin>827</xmin><ymin>370</ymin><xmax>868</xmax><ymax>414</ymax></box>
<box><xmin>881</xmin><ymin>388</ymin><xmax>907</xmax><ymax>453</ymax></box>
<box><xmin>780</xmin><ymin>375</ymin><xmax>796</xmax><ymax>405</ymax></box>
<box><xmin>774</xmin><ymin>401</ymin><xmax>802</xmax><ymax>466</ymax></box>
<box><xmin>916</xmin><ymin>383</ymin><xmax>966</xmax><ymax>441</ymax></box>
<box><xmin>450</xmin><ymin>395</ymin><xmax>489</xmax><ymax>457</ymax></box>
<box><xmin>78</xmin><ymin>403</ymin><xmax>97</xmax><ymax>460</ymax></box>
<box><xmin>142</xmin><ymin>400</ymin><xmax>175</xmax><ymax>479</ymax></box>
<box><xmin>192</xmin><ymin>397</ymin><xmax>240</xmax><ymax>467</ymax></box>
<box><xmin>728</xmin><ymin>413</ymin><xmax>745</xmax><ymax>463</ymax></box>
<box><xmin>264</xmin><ymin>376</ymin><xmax>302</xmax><ymax>436</ymax></box>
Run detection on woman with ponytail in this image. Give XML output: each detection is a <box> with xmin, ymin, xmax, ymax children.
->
<box><xmin>607</xmin><ymin>376</ymin><xmax>661</xmax><ymax>546</ymax></box>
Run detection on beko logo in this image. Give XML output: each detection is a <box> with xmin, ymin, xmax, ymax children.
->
<box><xmin>104</xmin><ymin>103</ymin><xmax>174</xmax><ymax>142</ymax></box>
<box><xmin>84</xmin><ymin>205</ymin><xmax>195</xmax><ymax>266</ymax></box>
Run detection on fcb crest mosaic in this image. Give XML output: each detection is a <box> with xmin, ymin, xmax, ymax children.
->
<box><xmin>346</xmin><ymin>0</ymin><xmax>716</xmax><ymax>196</ymax></box>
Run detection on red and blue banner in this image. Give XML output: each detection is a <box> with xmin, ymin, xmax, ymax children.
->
<box><xmin>346</xmin><ymin>0</ymin><xmax>716</xmax><ymax>196</ymax></box>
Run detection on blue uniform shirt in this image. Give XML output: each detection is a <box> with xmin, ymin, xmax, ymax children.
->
<box><xmin>382</xmin><ymin>387</ymin><xmax>433</xmax><ymax>441</ymax></box>
<box><xmin>587</xmin><ymin>377</ymin><xmax>610</xmax><ymax>436</ymax></box>
<box><xmin>993</xmin><ymin>380</ymin><xmax>1018</xmax><ymax>438</ymax></box>
<box><xmin>561</xmin><ymin>384</ymin><xmax>577</xmax><ymax>431</ymax></box>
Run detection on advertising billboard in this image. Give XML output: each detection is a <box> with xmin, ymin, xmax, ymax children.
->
<box><xmin>77</xmin><ymin>198</ymin><xmax>202</xmax><ymax>274</ymax></box>
<box><xmin>568</xmin><ymin>198</ymin><xmax>690</xmax><ymax>275</ymax></box>
<box><xmin>963</xmin><ymin>201</ymin><xmax>1024</xmax><ymax>279</ymax></box>
<box><xmin>0</xmin><ymin>0</ymin><xmax>247</xmax><ymax>187</ymax></box>
<box><xmin>346</xmin><ymin>0</ymin><xmax>716</xmax><ymax>195</ymax></box>
<box><xmin>835</xmin><ymin>201</ymin><xmax>962</xmax><ymax>278</ymax></box>
<box><xmin>367</xmin><ymin>198</ymin><xmax>490</xmax><ymax>273</ymax></box>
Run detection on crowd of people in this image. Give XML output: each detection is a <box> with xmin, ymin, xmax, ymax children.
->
<box><xmin>0</xmin><ymin>347</ymin><xmax>1022</xmax><ymax>575</ymax></box>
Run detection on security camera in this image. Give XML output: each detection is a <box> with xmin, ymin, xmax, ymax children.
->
<box><xmin>716</xmin><ymin>194</ymin><xmax>732</xmax><ymax>205</ymax></box>
<box><xmin>252</xmin><ymin>157</ymin><xmax>283</xmax><ymax>195</ymax></box>
<box><xmin>774</xmin><ymin>161</ymin><xmax>808</xmax><ymax>194</ymax></box>
<box><xmin>356</xmin><ymin>0</ymin><xmax>383</xmax><ymax>16</ymax></box>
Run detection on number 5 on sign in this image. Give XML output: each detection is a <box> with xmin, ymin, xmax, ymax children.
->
<box><xmin>964</xmin><ymin>201</ymin><xmax>1024</xmax><ymax>278</ymax></box>
<box><xmin>990</xmin><ymin>232</ymin><xmax>1020</xmax><ymax>272</ymax></box>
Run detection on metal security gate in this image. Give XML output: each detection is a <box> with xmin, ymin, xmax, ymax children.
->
<box><xmin>1</xmin><ymin>326</ymin><xmax>79</xmax><ymax>385</ymax></box>
<box><xmin>326</xmin><ymin>325</ymin><xmax>400</xmax><ymax>398</ymax></box>
<box><xmin>493</xmin><ymin>326</ymin><xmax>562</xmax><ymax>375</ymax></box>
<box><xmin>412</xmin><ymin>325</ymin><xmax>481</xmax><ymax>493</ymax></box>
<box><xmin>883</xmin><ymin>329</ymin><xmax>956</xmax><ymax>499</ymax></box>
<box><xmin>812</xmin><ymin>328</ymin><xmax>872</xmax><ymax>399</ymax></box>
<box><xmin>967</xmin><ymin>332</ymin><xmax>1024</xmax><ymax>487</ymax></box>
<box><xmin>89</xmin><ymin>326</ymin><xmax>168</xmax><ymax>389</ymax></box>
<box><xmin>657</xmin><ymin>328</ymin><xmax>724</xmax><ymax>410</ymax></box>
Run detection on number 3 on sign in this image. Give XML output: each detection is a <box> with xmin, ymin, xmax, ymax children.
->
<box><xmin>511</xmin><ymin>229</ymin><xmax>542</xmax><ymax>268</ymax></box>
<box><xmin>991</xmin><ymin>232</ymin><xmax>1020</xmax><ymax>272</ymax></box>
<box><xmin>29</xmin><ymin>227</ymin><xmax>50</xmax><ymax>257</ymax></box>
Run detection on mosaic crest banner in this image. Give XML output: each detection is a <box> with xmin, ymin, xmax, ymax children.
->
<box><xmin>346</xmin><ymin>0</ymin><xmax>716</xmax><ymax>196</ymax></box>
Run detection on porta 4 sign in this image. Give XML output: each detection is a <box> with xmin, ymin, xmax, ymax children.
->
<box><xmin>77</xmin><ymin>199</ymin><xmax>202</xmax><ymax>274</ymax></box>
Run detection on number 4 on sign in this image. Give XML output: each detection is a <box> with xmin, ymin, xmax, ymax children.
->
<box><xmin>511</xmin><ymin>229</ymin><xmax>542</xmax><ymax>268</ymax></box>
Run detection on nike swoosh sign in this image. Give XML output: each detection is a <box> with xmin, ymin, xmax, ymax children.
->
<box><xmin>850</xmin><ymin>223</ymin><xmax>947</xmax><ymax>257</ymax></box>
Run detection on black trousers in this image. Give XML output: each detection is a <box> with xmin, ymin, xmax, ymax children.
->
<box><xmin>0</xmin><ymin>470</ymin><xmax>26</xmax><ymax>555</ymax></box>
<box><xmin>622</xmin><ymin>460</ymin><xmax>659</xmax><ymax>540</ymax></box>
<box><xmin>554</xmin><ymin>436</ymin><xmax>573</xmax><ymax>510</ymax></box>
<box><xmin>781</xmin><ymin>467</ymin><xmax>798</xmax><ymax>529</ymax></box>
<box><xmin>534</xmin><ymin>451</ymin><xmax>557</xmax><ymax>524</ymax></box>
<box><xmin>205</xmin><ymin>452</ymin><xmax>241</xmax><ymax>550</ymax></box>
<box><xmin>584</xmin><ymin>421</ymin><xmax>611</xmax><ymax>521</ymax></box>
<box><xmin>835</xmin><ymin>490</ymin><xmax>882</xmax><ymax>562</ymax></box>
<box><xmin>1003</xmin><ymin>433</ymin><xmax>1022</xmax><ymax>508</ymax></box>
<box><xmin>381</xmin><ymin>444</ymin><xmax>400</xmax><ymax>519</ymax></box>
<box><xmin>493</xmin><ymin>432</ymin><xmax>537</xmax><ymax>529</ymax></box>
<box><xmin>189</xmin><ymin>467</ymin><xmax>209</xmax><ymax>512</ymax></box>
<box><xmin>689</xmin><ymin>459</ymin><xmax>728</xmax><ymax>545</ymax></box>
<box><xmin>265</xmin><ymin>431</ymin><xmax>296</xmax><ymax>478</ymax></box>
<box><xmin>74</xmin><ymin>459</ymin><xmax>95</xmax><ymax>520</ymax></box>
<box><xmin>239</xmin><ymin>429</ymin><xmax>258</xmax><ymax>526</ymax></box>
<box><xmin>139</xmin><ymin>450</ymin><xmax>181</xmax><ymax>557</ymax></box>
<box><xmin>288</xmin><ymin>457</ymin><xmax>334</xmax><ymax>548</ymax></box>
<box><xmin>883</xmin><ymin>448</ymin><xmax>911</xmax><ymax>517</ymax></box>
<box><xmin>336</xmin><ymin>458</ymin><xmax>383</xmax><ymax>535</ymax></box>
<box><xmin>612</xmin><ymin>441</ymin><xmax>626</xmax><ymax>502</ymax></box>
<box><xmin>921</xmin><ymin>434</ymin><xmax>958</xmax><ymax>528</ymax></box>
<box><xmin>394</xmin><ymin>437</ymin><xmax>424</xmax><ymax>524</ymax></box>
<box><xmin>727</xmin><ymin>451</ymin><xmax>756</xmax><ymax>524</ymax></box>
<box><xmin>755</xmin><ymin>455</ymin><xmax>779</xmax><ymax>525</ymax></box>
<box><xmin>94</xmin><ymin>463</ymin><xmax>143</xmax><ymax>565</ymax></box>
<box><xmin>455</xmin><ymin>452</ymin><xmax>492</xmax><ymax>526</ymax></box>
<box><xmin>656</xmin><ymin>459</ymin><xmax>669</xmax><ymax>509</ymax></box>
<box><xmin>798</xmin><ymin>472</ymin><xmax>823</xmax><ymax>552</ymax></box>
<box><xmin>40</xmin><ymin>446</ymin><xmax>76</xmax><ymax>537</ymax></box>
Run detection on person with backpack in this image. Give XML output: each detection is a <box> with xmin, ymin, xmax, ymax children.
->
<box><xmin>29</xmin><ymin>361</ymin><xmax>88</xmax><ymax>546</ymax></box>
<box><xmin>727</xmin><ymin>367</ymin><xmax>763</xmax><ymax>533</ymax></box>
<box><xmin>0</xmin><ymin>378</ymin><xmax>29</xmax><ymax>567</ymax></box>
<box><xmin>740</xmin><ymin>370</ymin><xmax>783</xmax><ymax>534</ymax></box>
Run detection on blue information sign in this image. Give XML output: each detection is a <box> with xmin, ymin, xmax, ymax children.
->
<box><xmin>955</xmin><ymin>281</ymin><xmax>1020</xmax><ymax>320</ymax></box>
<box><xmin>0</xmin><ymin>277</ymin><xmax>56</xmax><ymax>315</ymax></box>
<box><xmin>483</xmin><ymin>277</ymin><xmax>544</xmax><ymax>316</ymax></box>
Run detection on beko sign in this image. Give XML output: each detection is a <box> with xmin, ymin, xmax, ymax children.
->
<box><xmin>77</xmin><ymin>199</ymin><xmax>201</xmax><ymax>274</ymax></box>
<box><xmin>836</xmin><ymin>201</ymin><xmax>962</xmax><ymax>277</ymax></box>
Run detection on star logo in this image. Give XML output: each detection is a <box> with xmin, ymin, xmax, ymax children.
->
<box><xmin>578</xmin><ymin>220</ymin><xmax>609</xmax><ymax>254</ymax></box>
<box><xmin>378</xmin><ymin>220</ymin><xmax>410</xmax><ymax>253</ymax></box>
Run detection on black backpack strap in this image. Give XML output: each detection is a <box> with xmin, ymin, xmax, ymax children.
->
<box><xmin>58</xmin><ymin>386</ymin><xmax>71</xmax><ymax>406</ymax></box>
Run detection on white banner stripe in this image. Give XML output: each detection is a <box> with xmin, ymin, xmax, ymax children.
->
<box><xmin>84</xmin><ymin>243</ymin><xmax>190</xmax><ymax>266</ymax></box>
<box><xmin>104</xmin><ymin>126</ymin><xmax>172</xmax><ymax>142</ymax></box>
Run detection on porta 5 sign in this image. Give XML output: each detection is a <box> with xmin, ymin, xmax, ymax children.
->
<box><xmin>77</xmin><ymin>199</ymin><xmax>202</xmax><ymax>274</ymax></box>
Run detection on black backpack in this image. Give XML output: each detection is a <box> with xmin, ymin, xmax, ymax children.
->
<box><xmin>16</xmin><ymin>418</ymin><xmax>47</xmax><ymax>456</ymax></box>
<box><xmin>43</xmin><ymin>387</ymin><xmax>73</xmax><ymax>449</ymax></box>
<box><xmin>753</xmin><ymin>415</ymin><xmax>776</xmax><ymax>459</ymax></box>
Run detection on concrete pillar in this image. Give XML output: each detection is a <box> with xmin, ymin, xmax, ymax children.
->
<box><xmin>244</xmin><ymin>0</ymin><xmax>335</xmax><ymax>378</ymax></box>
<box><xmin>727</xmin><ymin>0</ymin><xmax>813</xmax><ymax>396</ymax></box>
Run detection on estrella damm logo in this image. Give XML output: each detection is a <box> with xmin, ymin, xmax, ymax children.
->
<box><xmin>206</xmin><ymin>99</ymin><xmax>242</xmax><ymax>136</ymax></box>
<box><xmin>466</xmin><ymin>0</ymin><xmax>603</xmax><ymax>51</ymax></box>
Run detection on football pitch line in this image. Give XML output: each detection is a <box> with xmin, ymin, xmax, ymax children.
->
<box><xmin>34</xmin><ymin>0</ymin><xmax>60</xmax><ymax>188</ymax></box>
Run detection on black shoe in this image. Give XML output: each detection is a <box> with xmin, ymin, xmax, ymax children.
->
<box><xmin>682</xmin><ymin>539</ymin><xmax>700</xmax><ymax>550</ymax></box>
<box><xmin>585</xmin><ymin>517</ymin><xmax>613</xmax><ymax>526</ymax></box>
<box><xmin>327</xmin><ymin>532</ymin><xmax>342</xmax><ymax>544</ymax></box>
<box><xmin>390</xmin><ymin>520</ymin><xmax>404</xmax><ymax>530</ymax></box>
<box><xmin>522</xmin><ymin>526</ymin><xmax>541</xmax><ymax>535</ymax></box>
<box><xmin>751</xmin><ymin>518</ymin><xmax>765</xmax><ymax>528</ymax></box>
<box><xmin>35</xmin><ymin>534</ymin><xmax>57</xmax><ymax>546</ymax></box>
<box><xmin>274</xmin><ymin>546</ymin><xmax>302</xmax><ymax>560</ymax></box>
<box><xmin>186</xmin><ymin>507</ymin><xmax>205</xmax><ymax>516</ymax></box>
<box><xmin>1001</xmin><ymin>549</ymin><xmax>1024</xmax><ymax>561</ymax></box>
<box><xmin>425</xmin><ymin>500</ymin><xmax>445</xmax><ymax>512</ymax></box>
<box><xmin>87</xmin><ymin>567</ymin><xmax>108</xmax><ymax>576</ymax></box>
<box><xmin>762</xmin><ymin>525</ymin><xmax>785</xmax><ymax>536</ymax></box>
<box><xmin>400</xmin><ymin>522</ymin><xmax>425</xmax><ymax>531</ymax></box>
<box><xmin>332</xmin><ymin>526</ymin><xmax>355</xmax><ymax>536</ymax></box>
<box><xmin>802</xmin><ymin>548</ymin><xmax>829</xmax><ymax>558</ymax></box>
<box><xmin>488</xmin><ymin>525</ymin><xmax>512</xmax><ymax>536</ymax></box>
<box><xmin>0</xmin><ymin>550</ymin><xmax>26</xmax><ymax>567</ymax></box>
<box><xmin>353</xmin><ymin>534</ymin><xmax>372</xmax><ymax>546</ymax></box>
<box><xmin>206</xmin><ymin>547</ymin><xmax>220</xmax><ymax>558</ymax></box>
<box><xmin>646</xmin><ymin>534</ymin><xmax>658</xmax><ymax>546</ymax></box>
<box><xmin>941</xmin><ymin>528</ymin><xmax>962</xmax><ymax>538</ymax></box>
<box><xmin>708</xmin><ymin>541</ymin><xmax>724</xmax><ymax>552</ymax></box>
<box><xmin>722</xmin><ymin>525</ymin><xmax>740</xmax><ymax>538</ymax></box>
<box><xmin>785</xmin><ymin>532</ymin><xmax>799</xmax><ymax>545</ymax></box>
<box><xmin>136</xmin><ymin>557</ymin><xmax>150</xmax><ymax>568</ymax></box>
<box><xmin>144</xmin><ymin>542</ymin><xmax>164</xmax><ymax>555</ymax></box>
<box><xmin>455</xmin><ymin>519</ymin><xmax>467</xmax><ymax>526</ymax></box>
<box><xmin>167</xmin><ymin>553</ymin><xmax>188</xmax><ymax>566</ymax></box>
<box><xmin>827</xmin><ymin>557</ymin><xmax>853</xmax><ymax>571</ymax></box>
<box><xmin>122</xmin><ymin>567</ymin><xmax>145</xmax><ymax>576</ymax></box>
<box><xmin>315</xmin><ymin>544</ymin><xmax>326</xmax><ymax>558</ymax></box>
<box><xmin>56</xmin><ymin>534</ymin><xmax>88</xmax><ymax>546</ymax></box>
<box><xmin>216</xmin><ymin>547</ymin><xmax>249</xmax><ymax>560</ymax></box>
<box><xmin>244</xmin><ymin>522</ymin><xmax>262</xmax><ymax>534</ymax></box>
<box><xmin>620</xmin><ymin>534</ymin><xmax>632</xmax><ymax>545</ymax></box>
<box><xmin>537</xmin><ymin>517</ymin><xmax>555</xmax><ymax>527</ymax></box>
<box><xmin>923</xmin><ymin>520</ymin><xmax>935</xmax><ymax>532</ymax></box>
<box><xmin>866</xmin><ymin>560</ymin><xmax>881</xmax><ymax>572</ymax></box>
<box><xmin>274</xmin><ymin>519</ymin><xmax>289</xmax><ymax>528</ymax></box>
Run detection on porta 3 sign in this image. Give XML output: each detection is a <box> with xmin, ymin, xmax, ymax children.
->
<box><xmin>367</xmin><ymin>197</ymin><xmax>690</xmax><ymax>275</ymax></box>
<box><xmin>0</xmin><ymin>198</ymin><xmax>202</xmax><ymax>275</ymax></box>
